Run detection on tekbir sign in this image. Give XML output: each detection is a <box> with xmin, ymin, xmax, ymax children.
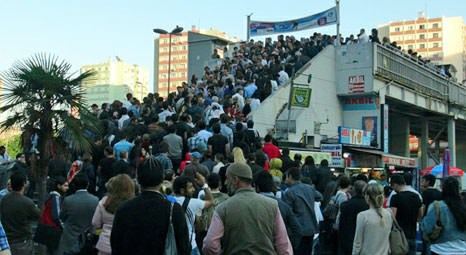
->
<box><xmin>320</xmin><ymin>144</ymin><xmax>343</xmax><ymax>167</ymax></box>
<box><xmin>348</xmin><ymin>75</ymin><xmax>365</xmax><ymax>93</ymax></box>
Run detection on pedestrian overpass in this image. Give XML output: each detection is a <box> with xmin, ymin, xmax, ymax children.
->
<box><xmin>251</xmin><ymin>43</ymin><xmax>466</xmax><ymax>179</ymax></box>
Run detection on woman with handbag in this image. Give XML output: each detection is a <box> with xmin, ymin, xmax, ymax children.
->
<box><xmin>92</xmin><ymin>174</ymin><xmax>135</xmax><ymax>255</ymax></box>
<box><xmin>35</xmin><ymin>177</ymin><xmax>69</xmax><ymax>255</ymax></box>
<box><xmin>352</xmin><ymin>183</ymin><xmax>393</xmax><ymax>255</ymax></box>
<box><xmin>421</xmin><ymin>177</ymin><xmax>466</xmax><ymax>255</ymax></box>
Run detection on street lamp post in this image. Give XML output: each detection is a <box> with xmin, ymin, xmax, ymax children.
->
<box><xmin>153</xmin><ymin>26</ymin><xmax>183</xmax><ymax>97</ymax></box>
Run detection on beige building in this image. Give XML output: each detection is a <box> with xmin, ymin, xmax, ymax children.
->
<box><xmin>379</xmin><ymin>14</ymin><xmax>466</xmax><ymax>82</ymax></box>
<box><xmin>81</xmin><ymin>57</ymin><xmax>149</xmax><ymax>101</ymax></box>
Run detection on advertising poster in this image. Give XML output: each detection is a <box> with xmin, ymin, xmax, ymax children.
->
<box><xmin>339</xmin><ymin>126</ymin><xmax>371</xmax><ymax>146</ymax></box>
<box><xmin>362</xmin><ymin>116</ymin><xmax>377</xmax><ymax>147</ymax></box>
<box><xmin>320</xmin><ymin>144</ymin><xmax>343</xmax><ymax>167</ymax></box>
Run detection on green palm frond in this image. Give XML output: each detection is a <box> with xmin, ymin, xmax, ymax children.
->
<box><xmin>0</xmin><ymin>53</ymin><xmax>99</xmax><ymax>154</ymax></box>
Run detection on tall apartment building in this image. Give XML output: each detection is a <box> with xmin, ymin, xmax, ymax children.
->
<box><xmin>153</xmin><ymin>27</ymin><xmax>231</xmax><ymax>97</ymax></box>
<box><xmin>379</xmin><ymin>14</ymin><xmax>466</xmax><ymax>82</ymax></box>
<box><xmin>81</xmin><ymin>57</ymin><xmax>149</xmax><ymax>106</ymax></box>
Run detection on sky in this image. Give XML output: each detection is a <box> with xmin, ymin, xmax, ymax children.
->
<box><xmin>1</xmin><ymin>0</ymin><xmax>466</xmax><ymax>88</ymax></box>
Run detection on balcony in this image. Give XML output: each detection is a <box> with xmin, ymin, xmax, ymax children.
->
<box><xmin>338</xmin><ymin>43</ymin><xmax>466</xmax><ymax>109</ymax></box>
<box><xmin>374</xmin><ymin>43</ymin><xmax>450</xmax><ymax>100</ymax></box>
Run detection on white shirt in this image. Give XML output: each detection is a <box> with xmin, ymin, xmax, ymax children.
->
<box><xmin>123</xmin><ymin>100</ymin><xmax>132</xmax><ymax>110</ymax></box>
<box><xmin>271</xmin><ymin>80</ymin><xmax>279</xmax><ymax>92</ymax></box>
<box><xmin>158</xmin><ymin>110</ymin><xmax>175</xmax><ymax>123</ymax></box>
<box><xmin>431</xmin><ymin>240</ymin><xmax>466</xmax><ymax>254</ymax></box>
<box><xmin>196</xmin><ymin>130</ymin><xmax>213</xmax><ymax>143</ymax></box>
<box><xmin>232</xmin><ymin>93</ymin><xmax>245</xmax><ymax>110</ymax></box>
<box><xmin>358</xmin><ymin>32</ymin><xmax>369</xmax><ymax>43</ymax></box>
<box><xmin>118</xmin><ymin>115</ymin><xmax>130</xmax><ymax>130</ymax></box>
<box><xmin>175</xmin><ymin>196</ymin><xmax>205</xmax><ymax>249</ymax></box>
<box><xmin>278</xmin><ymin>70</ymin><xmax>289</xmax><ymax>85</ymax></box>
<box><xmin>0</xmin><ymin>153</ymin><xmax>10</xmax><ymax>162</ymax></box>
<box><xmin>212</xmin><ymin>162</ymin><xmax>225</xmax><ymax>174</ymax></box>
<box><xmin>250</xmin><ymin>98</ymin><xmax>261</xmax><ymax>112</ymax></box>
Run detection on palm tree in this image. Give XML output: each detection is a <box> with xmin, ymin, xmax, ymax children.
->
<box><xmin>0</xmin><ymin>53</ymin><xmax>100</xmax><ymax>204</ymax></box>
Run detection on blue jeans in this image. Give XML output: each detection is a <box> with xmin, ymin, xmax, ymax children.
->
<box><xmin>408</xmin><ymin>239</ymin><xmax>417</xmax><ymax>255</ymax></box>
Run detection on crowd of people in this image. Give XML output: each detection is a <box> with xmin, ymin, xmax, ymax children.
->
<box><xmin>0</xmin><ymin>30</ymin><xmax>464</xmax><ymax>255</ymax></box>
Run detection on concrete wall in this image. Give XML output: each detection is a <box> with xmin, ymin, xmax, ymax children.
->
<box><xmin>188</xmin><ymin>32</ymin><xmax>227</xmax><ymax>80</ymax></box>
<box><xmin>389</xmin><ymin>114</ymin><xmax>410</xmax><ymax>157</ymax></box>
<box><xmin>336</xmin><ymin>43</ymin><xmax>375</xmax><ymax>94</ymax></box>
<box><xmin>251</xmin><ymin>46</ymin><xmax>341</xmax><ymax>146</ymax></box>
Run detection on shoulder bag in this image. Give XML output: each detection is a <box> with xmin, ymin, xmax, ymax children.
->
<box><xmin>165</xmin><ymin>202</ymin><xmax>178</xmax><ymax>255</ymax></box>
<box><xmin>423</xmin><ymin>201</ymin><xmax>443</xmax><ymax>242</ymax></box>
<box><xmin>389</xmin><ymin>211</ymin><xmax>409</xmax><ymax>255</ymax></box>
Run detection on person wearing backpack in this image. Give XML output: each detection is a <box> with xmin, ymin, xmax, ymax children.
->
<box><xmin>174</xmin><ymin>175</ymin><xmax>214</xmax><ymax>255</ymax></box>
<box><xmin>196</xmin><ymin>174</ymin><xmax>228</xmax><ymax>252</ymax></box>
<box><xmin>34</xmin><ymin>177</ymin><xmax>68</xmax><ymax>255</ymax></box>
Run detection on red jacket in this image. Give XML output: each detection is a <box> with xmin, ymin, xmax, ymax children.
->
<box><xmin>262</xmin><ymin>143</ymin><xmax>281</xmax><ymax>160</ymax></box>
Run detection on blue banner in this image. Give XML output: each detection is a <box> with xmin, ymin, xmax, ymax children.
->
<box><xmin>249</xmin><ymin>7</ymin><xmax>337</xmax><ymax>37</ymax></box>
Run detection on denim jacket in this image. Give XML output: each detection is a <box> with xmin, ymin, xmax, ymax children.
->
<box><xmin>421</xmin><ymin>200</ymin><xmax>466</xmax><ymax>244</ymax></box>
<box><xmin>282</xmin><ymin>182</ymin><xmax>322</xmax><ymax>236</ymax></box>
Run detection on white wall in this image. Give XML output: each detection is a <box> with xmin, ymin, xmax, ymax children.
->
<box><xmin>251</xmin><ymin>46</ymin><xmax>342</xmax><ymax>146</ymax></box>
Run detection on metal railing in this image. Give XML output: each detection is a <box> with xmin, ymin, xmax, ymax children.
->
<box><xmin>448</xmin><ymin>82</ymin><xmax>466</xmax><ymax>106</ymax></box>
<box><xmin>374</xmin><ymin>43</ymin><xmax>450</xmax><ymax>100</ymax></box>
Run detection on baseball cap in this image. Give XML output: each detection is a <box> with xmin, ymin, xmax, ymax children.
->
<box><xmin>226</xmin><ymin>162</ymin><xmax>253</xmax><ymax>180</ymax></box>
<box><xmin>191</xmin><ymin>151</ymin><xmax>202</xmax><ymax>159</ymax></box>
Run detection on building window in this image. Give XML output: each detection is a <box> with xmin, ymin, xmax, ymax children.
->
<box><xmin>433</xmin><ymin>33</ymin><xmax>439</xmax><ymax>38</ymax></box>
<box><xmin>420</xmin><ymin>44</ymin><xmax>425</xmax><ymax>49</ymax></box>
<box><xmin>419</xmin><ymin>34</ymin><xmax>425</xmax><ymax>39</ymax></box>
<box><xmin>433</xmin><ymin>42</ymin><xmax>439</xmax><ymax>48</ymax></box>
<box><xmin>395</xmin><ymin>27</ymin><xmax>401</xmax><ymax>32</ymax></box>
<box><xmin>408</xmin><ymin>45</ymin><xmax>414</xmax><ymax>50</ymax></box>
<box><xmin>409</xmin><ymin>26</ymin><xmax>414</xmax><ymax>30</ymax></box>
<box><xmin>432</xmin><ymin>23</ymin><xmax>439</xmax><ymax>28</ymax></box>
<box><xmin>419</xmin><ymin>24</ymin><xmax>426</xmax><ymax>29</ymax></box>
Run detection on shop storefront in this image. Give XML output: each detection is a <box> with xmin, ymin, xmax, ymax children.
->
<box><xmin>344</xmin><ymin>147</ymin><xmax>418</xmax><ymax>185</ymax></box>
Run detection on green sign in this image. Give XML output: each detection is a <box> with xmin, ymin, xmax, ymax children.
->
<box><xmin>291</xmin><ymin>87</ymin><xmax>312</xmax><ymax>107</ymax></box>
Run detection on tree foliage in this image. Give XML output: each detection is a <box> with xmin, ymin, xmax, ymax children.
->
<box><xmin>0</xmin><ymin>53</ymin><xmax>100</xmax><ymax>172</ymax></box>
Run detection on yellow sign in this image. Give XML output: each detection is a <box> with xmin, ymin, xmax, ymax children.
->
<box><xmin>291</xmin><ymin>87</ymin><xmax>312</xmax><ymax>108</ymax></box>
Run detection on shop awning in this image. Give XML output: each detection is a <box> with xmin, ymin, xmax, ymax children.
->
<box><xmin>348</xmin><ymin>148</ymin><xmax>417</xmax><ymax>168</ymax></box>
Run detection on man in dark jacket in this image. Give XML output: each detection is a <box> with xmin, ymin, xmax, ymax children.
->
<box><xmin>111</xmin><ymin>158</ymin><xmax>190</xmax><ymax>255</ymax></box>
<box><xmin>1</xmin><ymin>172</ymin><xmax>40</xmax><ymax>254</ymax></box>
<box><xmin>255</xmin><ymin>171</ymin><xmax>302</xmax><ymax>251</ymax></box>
<box><xmin>283</xmin><ymin>167</ymin><xmax>322</xmax><ymax>255</ymax></box>
<box><xmin>337</xmin><ymin>180</ymin><xmax>369</xmax><ymax>255</ymax></box>
<box><xmin>315</xmin><ymin>159</ymin><xmax>333</xmax><ymax>194</ymax></box>
<box><xmin>58</xmin><ymin>173</ymin><xmax>99</xmax><ymax>254</ymax></box>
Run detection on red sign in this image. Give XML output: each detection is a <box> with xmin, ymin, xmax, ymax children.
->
<box><xmin>348</xmin><ymin>75</ymin><xmax>365</xmax><ymax>93</ymax></box>
<box><xmin>383</xmin><ymin>156</ymin><xmax>417</xmax><ymax>168</ymax></box>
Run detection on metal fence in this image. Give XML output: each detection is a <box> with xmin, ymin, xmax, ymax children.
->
<box><xmin>374</xmin><ymin>43</ymin><xmax>450</xmax><ymax>100</ymax></box>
